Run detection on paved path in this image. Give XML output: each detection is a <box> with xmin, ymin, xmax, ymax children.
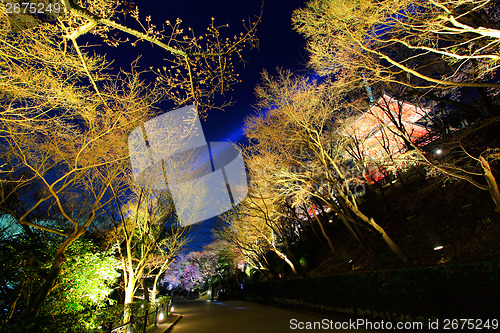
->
<box><xmin>147</xmin><ymin>314</ymin><xmax>181</xmax><ymax>333</ymax></box>
<box><xmin>168</xmin><ymin>298</ymin><xmax>379</xmax><ymax>332</ymax></box>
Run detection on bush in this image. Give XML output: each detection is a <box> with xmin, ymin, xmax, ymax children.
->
<box><xmin>243</xmin><ymin>262</ymin><xmax>500</xmax><ymax>318</ymax></box>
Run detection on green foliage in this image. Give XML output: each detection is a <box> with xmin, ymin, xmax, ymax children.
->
<box><xmin>1</xmin><ymin>299</ymin><xmax>172</xmax><ymax>333</ymax></box>
<box><xmin>0</xmin><ymin>231</ymin><xmax>60</xmax><ymax>322</ymax></box>
<box><xmin>1</xmin><ymin>312</ymin><xmax>102</xmax><ymax>333</ymax></box>
<box><xmin>2</xmin><ymin>238</ymin><xmax>121</xmax><ymax>332</ymax></box>
<box><xmin>43</xmin><ymin>240</ymin><xmax>120</xmax><ymax>315</ymax></box>
<box><xmin>299</xmin><ymin>257</ymin><xmax>308</xmax><ymax>268</ymax></box>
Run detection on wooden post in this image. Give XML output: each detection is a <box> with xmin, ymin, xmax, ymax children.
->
<box><xmin>142</xmin><ymin>310</ymin><xmax>148</xmax><ymax>333</ymax></box>
<box><xmin>154</xmin><ymin>306</ymin><xmax>158</xmax><ymax>326</ymax></box>
<box><xmin>129</xmin><ymin>315</ymin><xmax>134</xmax><ymax>333</ymax></box>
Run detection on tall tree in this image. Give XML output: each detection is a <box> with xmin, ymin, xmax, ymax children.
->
<box><xmin>223</xmin><ymin>146</ymin><xmax>309</xmax><ymax>276</ymax></box>
<box><xmin>245</xmin><ymin>69</ymin><xmax>408</xmax><ymax>262</ymax></box>
<box><xmin>0</xmin><ymin>0</ymin><xmax>259</xmax><ymax>318</ymax></box>
<box><xmin>292</xmin><ymin>0</ymin><xmax>500</xmax><ymax>90</ymax></box>
<box><xmin>106</xmin><ymin>186</ymin><xmax>188</xmax><ymax>322</ymax></box>
<box><xmin>292</xmin><ymin>0</ymin><xmax>500</xmax><ymax>213</ymax></box>
<box><xmin>352</xmin><ymin>94</ymin><xmax>500</xmax><ymax>212</ymax></box>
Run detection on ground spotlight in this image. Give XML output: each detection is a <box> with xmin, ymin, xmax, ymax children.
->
<box><xmin>158</xmin><ymin>310</ymin><xmax>164</xmax><ymax>322</ymax></box>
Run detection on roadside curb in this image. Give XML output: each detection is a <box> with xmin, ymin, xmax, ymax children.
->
<box><xmin>164</xmin><ymin>314</ymin><xmax>182</xmax><ymax>332</ymax></box>
<box><xmin>147</xmin><ymin>314</ymin><xmax>182</xmax><ymax>333</ymax></box>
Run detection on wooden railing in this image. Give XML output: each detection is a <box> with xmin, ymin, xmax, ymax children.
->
<box><xmin>103</xmin><ymin>298</ymin><xmax>172</xmax><ymax>333</ymax></box>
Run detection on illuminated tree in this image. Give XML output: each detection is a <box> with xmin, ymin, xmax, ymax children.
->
<box><xmin>43</xmin><ymin>240</ymin><xmax>120</xmax><ymax>315</ymax></box>
<box><xmin>216</xmin><ymin>219</ymin><xmax>276</xmax><ymax>278</ymax></box>
<box><xmin>200</xmin><ymin>240</ymin><xmax>243</xmax><ymax>283</ymax></box>
<box><xmin>105</xmin><ymin>187</ymin><xmax>188</xmax><ymax>322</ymax></box>
<box><xmin>245</xmin><ymin>69</ymin><xmax>408</xmax><ymax>262</ymax></box>
<box><xmin>350</xmin><ymin>94</ymin><xmax>500</xmax><ymax>213</ymax></box>
<box><xmin>293</xmin><ymin>0</ymin><xmax>500</xmax><ymax>208</ymax></box>
<box><xmin>0</xmin><ymin>64</ymin><xmax>162</xmax><ymax>318</ymax></box>
<box><xmin>223</xmin><ymin>190</ymin><xmax>300</xmax><ymax>276</ymax></box>
<box><xmin>60</xmin><ymin>0</ymin><xmax>259</xmax><ymax>114</ymax></box>
<box><xmin>162</xmin><ymin>253</ymin><xmax>199</xmax><ymax>292</ymax></box>
<box><xmin>292</xmin><ymin>0</ymin><xmax>500</xmax><ymax>90</ymax></box>
<box><xmin>220</xmin><ymin>147</ymin><xmax>307</xmax><ymax>276</ymax></box>
<box><xmin>0</xmin><ymin>0</ymin><xmax>259</xmax><ymax>319</ymax></box>
<box><xmin>162</xmin><ymin>240</ymin><xmax>245</xmax><ymax>293</ymax></box>
<box><xmin>0</xmin><ymin>232</ymin><xmax>118</xmax><ymax>330</ymax></box>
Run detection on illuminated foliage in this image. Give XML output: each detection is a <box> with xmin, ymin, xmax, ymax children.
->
<box><xmin>0</xmin><ymin>0</ymin><xmax>259</xmax><ymax>321</ymax></box>
<box><xmin>291</xmin><ymin>0</ymin><xmax>500</xmax><ymax>212</ymax></box>
<box><xmin>45</xmin><ymin>240</ymin><xmax>120</xmax><ymax>314</ymax></box>
<box><xmin>105</xmin><ymin>187</ymin><xmax>188</xmax><ymax>323</ymax></box>
<box><xmin>162</xmin><ymin>240</ymin><xmax>241</xmax><ymax>291</ymax></box>
<box><xmin>243</xmin><ymin>69</ymin><xmax>408</xmax><ymax>262</ymax></box>
<box><xmin>293</xmin><ymin>0</ymin><xmax>500</xmax><ymax>89</ymax></box>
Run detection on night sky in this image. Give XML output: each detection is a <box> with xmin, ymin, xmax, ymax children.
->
<box><xmin>187</xmin><ymin>0</ymin><xmax>308</xmax><ymax>250</ymax></box>
<box><xmin>98</xmin><ymin>0</ymin><xmax>309</xmax><ymax>142</ymax></box>
<box><xmin>94</xmin><ymin>0</ymin><xmax>310</xmax><ymax>250</ymax></box>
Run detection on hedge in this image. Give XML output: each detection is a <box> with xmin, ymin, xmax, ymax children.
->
<box><xmin>243</xmin><ymin>262</ymin><xmax>500</xmax><ymax>320</ymax></box>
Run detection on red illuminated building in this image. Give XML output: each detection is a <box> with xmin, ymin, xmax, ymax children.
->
<box><xmin>344</xmin><ymin>94</ymin><xmax>435</xmax><ymax>183</ymax></box>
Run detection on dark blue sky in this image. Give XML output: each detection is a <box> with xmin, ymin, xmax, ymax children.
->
<box><xmin>93</xmin><ymin>0</ymin><xmax>310</xmax><ymax>251</ymax></box>
<box><xmin>100</xmin><ymin>0</ymin><xmax>309</xmax><ymax>143</ymax></box>
<box><xmin>194</xmin><ymin>0</ymin><xmax>310</xmax><ymax>143</ymax></box>
<box><xmin>184</xmin><ymin>0</ymin><xmax>308</xmax><ymax>251</ymax></box>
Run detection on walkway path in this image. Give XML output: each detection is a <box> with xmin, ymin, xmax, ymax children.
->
<box><xmin>167</xmin><ymin>298</ymin><xmax>379</xmax><ymax>332</ymax></box>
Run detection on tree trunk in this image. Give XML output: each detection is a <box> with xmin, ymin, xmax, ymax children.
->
<box><xmin>283</xmin><ymin>242</ymin><xmax>307</xmax><ymax>277</ymax></box>
<box><xmin>366</xmin><ymin>217</ymin><xmax>408</xmax><ymax>262</ymax></box>
<box><xmin>152</xmin><ymin>277</ymin><xmax>159</xmax><ymax>303</ymax></box>
<box><xmin>273</xmin><ymin>248</ymin><xmax>298</xmax><ymax>275</ymax></box>
<box><xmin>143</xmin><ymin>278</ymin><xmax>150</xmax><ymax>304</ymax></box>
<box><xmin>20</xmin><ymin>234</ymin><xmax>77</xmax><ymax>318</ymax></box>
<box><xmin>338</xmin><ymin>212</ymin><xmax>370</xmax><ymax>250</ymax></box>
<box><xmin>338</xmin><ymin>187</ymin><xmax>408</xmax><ymax>262</ymax></box>
<box><xmin>480</xmin><ymin>156</ymin><xmax>500</xmax><ymax>213</ymax></box>
<box><xmin>333</xmin><ymin>195</ymin><xmax>371</xmax><ymax>251</ymax></box>
<box><xmin>302</xmin><ymin>204</ymin><xmax>327</xmax><ymax>248</ymax></box>
<box><xmin>309</xmin><ymin>219</ymin><xmax>326</xmax><ymax>247</ymax></box>
<box><xmin>306</xmin><ymin>203</ymin><xmax>336</xmax><ymax>255</ymax></box>
<box><xmin>123</xmin><ymin>279</ymin><xmax>135</xmax><ymax>323</ymax></box>
<box><xmin>3</xmin><ymin>281</ymin><xmax>25</xmax><ymax>324</ymax></box>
